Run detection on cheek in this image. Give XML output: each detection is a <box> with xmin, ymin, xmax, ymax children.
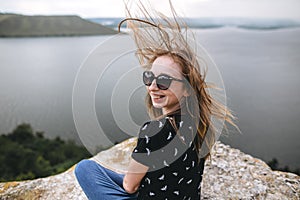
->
<box><xmin>168</xmin><ymin>86</ymin><xmax>185</xmax><ymax>98</ymax></box>
<box><xmin>165</xmin><ymin>90</ymin><xmax>182</xmax><ymax>103</ymax></box>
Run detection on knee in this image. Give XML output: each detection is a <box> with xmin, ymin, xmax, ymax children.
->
<box><xmin>75</xmin><ymin>159</ymin><xmax>94</xmax><ymax>180</ymax></box>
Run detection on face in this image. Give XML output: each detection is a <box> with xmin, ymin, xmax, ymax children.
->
<box><xmin>146</xmin><ymin>55</ymin><xmax>188</xmax><ymax>115</ymax></box>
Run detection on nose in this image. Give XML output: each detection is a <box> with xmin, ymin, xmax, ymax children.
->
<box><xmin>148</xmin><ymin>79</ymin><xmax>159</xmax><ymax>91</ymax></box>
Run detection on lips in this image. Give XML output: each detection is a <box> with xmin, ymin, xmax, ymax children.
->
<box><xmin>151</xmin><ymin>94</ymin><xmax>165</xmax><ymax>99</ymax></box>
<box><xmin>150</xmin><ymin>93</ymin><xmax>166</xmax><ymax>105</ymax></box>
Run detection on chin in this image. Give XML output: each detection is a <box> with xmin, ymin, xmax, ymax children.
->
<box><xmin>152</xmin><ymin>103</ymin><xmax>164</xmax><ymax>109</ymax></box>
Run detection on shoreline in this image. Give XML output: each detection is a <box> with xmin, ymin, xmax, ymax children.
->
<box><xmin>1</xmin><ymin>23</ymin><xmax>300</xmax><ymax>38</ymax></box>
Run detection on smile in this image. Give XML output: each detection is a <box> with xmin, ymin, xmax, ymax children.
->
<box><xmin>151</xmin><ymin>94</ymin><xmax>166</xmax><ymax>104</ymax></box>
<box><xmin>151</xmin><ymin>94</ymin><xmax>166</xmax><ymax>99</ymax></box>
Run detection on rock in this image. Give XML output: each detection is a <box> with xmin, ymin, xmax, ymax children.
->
<box><xmin>0</xmin><ymin>138</ymin><xmax>299</xmax><ymax>199</ymax></box>
<box><xmin>201</xmin><ymin>142</ymin><xmax>300</xmax><ymax>199</ymax></box>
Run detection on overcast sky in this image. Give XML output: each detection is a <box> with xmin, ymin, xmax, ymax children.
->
<box><xmin>1</xmin><ymin>0</ymin><xmax>300</xmax><ymax>19</ymax></box>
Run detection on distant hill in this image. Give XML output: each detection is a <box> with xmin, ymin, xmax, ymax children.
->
<box><xmin>88</xmin><ymin>17</ymin><xmax>300</xmax><ymax>30</ymax></box>
<box><xmin>0</xmin><ymin>13</ymin><xmax>118</xmax><ymax>37</ymax></box>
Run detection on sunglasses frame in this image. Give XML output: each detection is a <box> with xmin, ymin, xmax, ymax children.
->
<box><xmin>143</xmin><ymin>71</ymin><xmax>184</xmax><ymax>90</ymax></box>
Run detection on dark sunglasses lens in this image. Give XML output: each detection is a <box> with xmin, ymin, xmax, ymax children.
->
<box><xmin>143</xmin><ymin>71</ymin><xmax>154</xmax><ymax>86</ymax></box>
<box><xmin>157</xmin><ymin>75</ymin><xmax>171</xmax><ymax>90</ymax></box>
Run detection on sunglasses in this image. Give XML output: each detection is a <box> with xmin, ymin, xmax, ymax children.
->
<box><xmin>142</xmin><ymin>71</ymin><xmax>184</xmax><ymax>90</ymax></box>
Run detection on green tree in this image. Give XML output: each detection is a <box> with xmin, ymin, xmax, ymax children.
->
<box><xmin>0</xmin><ymin>123</ymin><xmax>92</xmax><ymax>181</ymax></box>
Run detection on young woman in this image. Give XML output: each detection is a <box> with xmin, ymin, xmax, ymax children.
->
<box><xmin>75</xmin><ymin>50</ymin><xmax>235</xmax><ymax>199</ymax></box>
<box><xmin>122</xmin><ymin>52</ymin><xmax>207</xmax><ymax>199</ymax></box>
<box><xmin>75</xmin><ymin>1</ymin><xmax>235</xmax><ymax>199</ymax></box>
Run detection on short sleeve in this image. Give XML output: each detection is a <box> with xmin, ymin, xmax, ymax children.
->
<box><xmin>131</xmin><ymin>120</ymin><xmax>165</xmax><ymax>167</ymax></box>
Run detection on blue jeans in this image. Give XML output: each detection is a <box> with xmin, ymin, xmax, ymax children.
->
<box><xmin>75</xmin><ymin>159</ymin><xmax>138</xmax><ymax>200</ymax></box>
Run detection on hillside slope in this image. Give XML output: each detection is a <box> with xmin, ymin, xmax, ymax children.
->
<box><xmin>0</xmin><ymin>14</ymin><xmax>118</xmax><ymax>37</ymax></box>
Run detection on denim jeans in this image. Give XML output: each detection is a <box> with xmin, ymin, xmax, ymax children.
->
<box><xmin>75</xmin><ymin>159</ymin><xmax>138</xmax><ymax>200</ymax></box>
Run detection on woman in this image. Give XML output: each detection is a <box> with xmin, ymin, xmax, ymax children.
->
<box><xmin>75</xmin><ymin>53</ymin><xmax>234</xmax><ymax>199</ymax></box>
<box><xmin>122</xmin><ymin>52</ymin><xmax>207</xmax><ymax>199</ymax></box>
<box><xmin>75</xmin><ymin>1</ymin><xmax>235</xmax><ymax>199</ymax></box>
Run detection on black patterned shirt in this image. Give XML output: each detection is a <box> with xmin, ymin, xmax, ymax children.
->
<box><xmin>132</xmin><ymin>114</ymin><xmax>205</xmax><ymax>200</ymax></box>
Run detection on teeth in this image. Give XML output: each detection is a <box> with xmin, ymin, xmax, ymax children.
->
<box><xmin>152</xmin><ymin>95</ymin><xmax>163</xmax><ymax>99</ymax></box>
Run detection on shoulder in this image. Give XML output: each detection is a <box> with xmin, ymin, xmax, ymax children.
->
<box><xmin>138</xmin><ymin>118</ymin><xmax>170</xmax><ymax>138</ymax></box>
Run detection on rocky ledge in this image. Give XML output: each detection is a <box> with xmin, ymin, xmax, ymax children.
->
<box><xmin>0</xmin><ymin>138</ymin><xmax>299</xmax><ymax>199</ymax></box>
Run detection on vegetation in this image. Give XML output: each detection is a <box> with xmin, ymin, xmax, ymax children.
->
<box><xmin>0</xmin><ymin>123</ymin><xmax>91</xmax><ymax>182</ymax></box>
<box><xmin>267</xmin><ymin>158</ymin><xmax>300</xmax><ymax>175</ymax></box>
<box><xmin>0</xmin><ymin>123</ymin><xmax>298</xmax><ymax>182</ymax></box>
<box><xmin>0</xmin><ymin>13</ymin><xmax>118</xmax><ymax>37</ymax></box>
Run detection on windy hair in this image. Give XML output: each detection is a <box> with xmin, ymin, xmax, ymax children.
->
<box><xmin>119</xmin><ymin>0</ymin><xmax>237</xmax><ymax>159</ymax></box>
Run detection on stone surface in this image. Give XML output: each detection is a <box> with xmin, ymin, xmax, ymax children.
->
<box><xmin>0</xmin><ymin>138</ymin><xmax>299</xmax><ymax>200</ymax></box>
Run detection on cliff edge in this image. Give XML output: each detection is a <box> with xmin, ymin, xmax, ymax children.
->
<box><xmin>0</xmin><ymin>138</ymin><xmax>299</xmax><ymax>199</ymax></box>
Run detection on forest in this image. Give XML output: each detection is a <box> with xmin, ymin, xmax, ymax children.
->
<box><xmin>0</xmin><ymin>123</ymin><xmax>91</xmax><ymax>181</ymax></box>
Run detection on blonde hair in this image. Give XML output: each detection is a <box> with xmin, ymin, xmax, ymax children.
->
<box><xmin>119</xmin><ymin>0</ymin><xmax>237</xmax><ymax>159</ymax></box>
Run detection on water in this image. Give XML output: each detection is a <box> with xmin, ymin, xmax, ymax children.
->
<box><xmin>88</xmin><ymin>17</ymin><xmax>300</xmax><ymax>30</ymax></box>
<box><xmin>0</xmin><ymin>36</ymin><xmax>109</xmax><ymax>141</ymax></box>
<box><xmin>0</xmin><ymin>28</ymin><xmax>299</xmax><ymax>170</ymax></box>
<box><xmin>196</xmin><ymin>28</ymin><xmax>300</xmax><ymax>171</ymax></box>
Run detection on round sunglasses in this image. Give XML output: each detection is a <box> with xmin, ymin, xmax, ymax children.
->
<box><xmin>142</xmin><ymin>71</ymin><xmax>184</xmax><ymax>90</ymax></box>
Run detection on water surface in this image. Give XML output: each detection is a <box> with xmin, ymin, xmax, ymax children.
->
<box><xmin>0</xmin><ymin>28</ymin><xmax>299</xmax><ymax>170</ymax></box>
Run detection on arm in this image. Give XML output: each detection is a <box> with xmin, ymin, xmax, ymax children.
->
<box><xmin>123</xmin><ymin>158</ymin><xmax>149</xmax><ymax>194</ymax></box>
